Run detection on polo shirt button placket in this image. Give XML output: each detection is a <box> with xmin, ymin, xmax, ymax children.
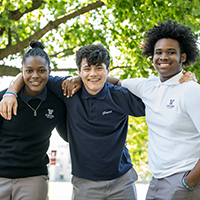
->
<box><xmin>156</xmin><ymin>84</ymin><xmax>164</xmax><ymax>108</ymax></box>
<box><xmin>90</xmin><ymin>100</ymin><xmax>96</xmax><ymax>120</ymax></box>
<box><xmin>89</xmin><ymin>99</ymin><xmax>93</xmax><ymax>118</ymax></box>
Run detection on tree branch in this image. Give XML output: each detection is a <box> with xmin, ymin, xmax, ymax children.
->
<box><xmin>0</xmin><ymin>64</ymin><xmax>136</xmax><ymax>77</ymax></box>
<box><xmin>0</xmin><ymin>27</ymin><xmax>6</xmax><ymax>37</ymax></box>
<box><xmin>51</xmin><ymin>68</ymin><xmax>77</xmax><ymax>72</ymax></box>
<box><xmin>8</xmin><ymin>0</ymin><xmax>45</xmax><ymax>21</ymax></box>
<box><xmin>0</xmin><ymin>0</ymin><xmax>105</xmax><ymax>60</ymax></box>
<box><xmin>7</xmin><ymin>27</ymin><xmax>12</xmax><ymax>47</ymax></box>
<box><xmin>0</xmin><ymin>65</ymin><xmax>79</xmax><ymax>77</ymax></box>
<box><xmin>0</xmin><ymin>65</ymin><xmax>20</xmax><ymax>77</ymax></box>
<box><xmin>50</xmin><ymin>52</ymin><xmax>75</xmax><ymax>58</ymax></box>
<box><xmin>0</xmin><ymin>0</ymin><xmax>45</xmax><ymax>36</ymax></box>
<box><xmin>110</xmin><ymin>66</ymin><xmax>133</xmax><ymax>71</ymax></box>
<box><xmin>49</xmin><ymin>47</ymin><xmax>76</xmax><ymax>58</ymax></box>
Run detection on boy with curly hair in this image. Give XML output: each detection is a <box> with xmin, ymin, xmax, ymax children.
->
<box><xmin>121</xmin><ymin>20</ymin><xmax>200</xmax><ymax>199</ymax></box>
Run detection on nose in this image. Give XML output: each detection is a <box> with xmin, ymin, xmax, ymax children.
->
<box><xmin>32</xmin><ymin>71</ymin><xmax>39</xmax><ymax>78</ymax></box>
<box><xmin>90</xmin><ymin>68</ymin><xmax>97</xmax><ymax>76</ymax></box>
<box><xmin>160</xmin><ymin>52</ymin><xmax>168</xmax><ymax>60</ymax></box>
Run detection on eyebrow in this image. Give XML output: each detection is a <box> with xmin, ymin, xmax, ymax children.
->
<box><xmin>82</xmin><ymin>64</ymin><xmax>90</xmax><ymax>68</ymax></box>
<box><xmin>155</xmin><ymin>48</ymin><xmax>177</xmax><ymax>51</ymax></box>
<box><xmin>24</xmin><ymin>66</ymin><xmax>46</xmax><ymax>69</ymax></box>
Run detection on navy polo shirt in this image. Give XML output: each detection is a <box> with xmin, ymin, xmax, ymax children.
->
<box><xmin>0</xmin><ymin>86</ymin><xmax>66</xmax><ymax>178</ymax></box>
<box><xmin>47</xmin><ymin>76</ymin><xmax>145</xmax><ymax>181</ymax></box>
<box><xmin>19</xmin><ymin>86</ymin><xmax>47</xmax><ymax>102</ymax></box>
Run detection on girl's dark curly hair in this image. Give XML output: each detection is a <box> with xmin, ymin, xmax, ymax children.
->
<box><xmin>142</xmin><ymin>20</ymin><xmax>199</xmax><ymax>66</ymax></box>
<box><xmin>22</xmin><ymin>40</ymin><xmax>50</xmax><ymax>67</ymax></box>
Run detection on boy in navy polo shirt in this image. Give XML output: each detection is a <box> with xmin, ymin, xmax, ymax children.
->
<box><xmin>0</xmin><ymin>44</ymin><xmax>145</xmax><ymax>200</ymax></box>
<box><xmin>47</xmin><ymin>44</ymin><xmax>146</xmax><ymax>200</ymax></box>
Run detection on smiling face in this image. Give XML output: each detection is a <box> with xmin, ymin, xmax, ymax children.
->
<box><xmin>78</xmin><ymin>57</ymin><xmax>110</xmax><ymax>95</ymax></box>
<box><xmin>22</xmin><ymin>56</ymin><xmax>50</xmax><ymax>97</ymax></box>
<box><xmin>153</xmin><ymin>38</ymin><xmax>186</xmax><ymax>82</ymax></box>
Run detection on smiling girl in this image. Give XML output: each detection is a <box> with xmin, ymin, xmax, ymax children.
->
<box><xmin>0</xmin><ymin>41</ymin><xmax>67</xmax><ymax>200</ymax></box>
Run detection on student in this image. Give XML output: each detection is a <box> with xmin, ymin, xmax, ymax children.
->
<box><xmin>108</xmin><ymin>20</ymin><xmax>200</xmax><ymax>199</ymax></box>
<box><xmin>61</xmin><ymin>22</ymin><xmax>199</xmax><ymax>200</ymax></box>
<box><xmin>0</xmin><ymin>44</ymin><xmax>146</xmax><ymax>200</ymax></box>
<box><xmin>0</xmin><ymin>43</ymin><xmax>196</xmax><ymax>200</ymax></box>
<box><xmin>0</xmin><ymin>41</ymin><xmax>67</xmax><ymax>200</ymax></box>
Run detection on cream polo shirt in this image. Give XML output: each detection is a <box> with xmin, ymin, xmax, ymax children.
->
<box><xmin>122</xmin><ymin>71</ymin><xmax>200</xmax><ymax>178</ymax></box>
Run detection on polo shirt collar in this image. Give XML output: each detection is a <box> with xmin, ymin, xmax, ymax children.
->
<box><xmin>155</xmin><ymin>70</ymin><xmax>183</xmax><ymax>87</ymax></box>
<box><xmin>19</xmin><ymin>86</ymin><xmax>47</xmax><ymax>103</ymax></box>
<box><xmin>81</xmin><ymin>84</ymin><xmax>107</xmax><ymax>100</ymax></box>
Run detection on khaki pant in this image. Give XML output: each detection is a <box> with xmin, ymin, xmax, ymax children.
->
<box><xmin>71</xmin><ymin>168</ymin><xmax>138</xmax><ymax>200</ymax></box>
<box><xmin>0</xmin><ymin>175</ymin><xmax>49</xmax><ymax>200</ymax></box>
<box><xmin>146</xmin><ymin>172</ymin><xmax>200</xmax><ymax>200</ymax></box>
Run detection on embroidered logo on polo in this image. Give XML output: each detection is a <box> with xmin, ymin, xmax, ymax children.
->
<box><xmin>45</xmin><ymin>109</ymin><xmax>54</xmax><ymax>119</ymax></box>
<box><xmin>102</xmin><ymin>110</ymin><xmax>112</xmax><ymax>115</ymax></box>
<box><xmin>166</xmin><ymin>99</ymin><xmax>175</xmax><ymax>109</ymax></box>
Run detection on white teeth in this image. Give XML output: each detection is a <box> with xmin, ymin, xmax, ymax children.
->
<box><xmin>90</xmin><ymin>79</ymin><xmax>99</xmax><ymax>81</ymax></box>
<box><xmin>160</xmin><ymin>64</ymin><xmax>169</xmax><ymax>67</ymax></box>
<box><xmin>32</xmin><ymin>82</ymin><xmax>40</xmax><ymax>85</ymax></box>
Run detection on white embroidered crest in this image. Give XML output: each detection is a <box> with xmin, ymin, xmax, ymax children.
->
<box><xmin>45</xmin><ymin>109</ymin><xmax>54</xmax><ymax>119</ymax></box>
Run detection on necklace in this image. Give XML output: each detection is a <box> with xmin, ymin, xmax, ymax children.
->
<box><xmin>25</xmin><ymin>100</ymin><xmax>43</xmax><ymax>117</ymax></box>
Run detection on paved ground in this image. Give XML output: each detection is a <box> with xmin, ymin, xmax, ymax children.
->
<box><xmin>48</xmin><ymin>181</ymin><xmax>149</xmax><ymax>200</ymax></box>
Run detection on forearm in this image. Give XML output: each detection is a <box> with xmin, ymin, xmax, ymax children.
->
<box><xmin>185</xmin><ymin>159</ymin><xmax>200</xmax><ymax>188</ymax></box>
<box><xmin>47</xmin><ymin>76</ymin><xmax>68</xmax><ymax>98</ymax></box>
<box><xmin>8</xmin><ymin>73</ymin><xmax>24</xmax><ymax>93</ymax></box>
<box><xmin>106</xmin><ymin>77</ymin><xmax>122</xmax><ymax>86</ymax></box>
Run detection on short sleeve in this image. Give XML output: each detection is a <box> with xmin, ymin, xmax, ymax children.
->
<box><xmin>121</xmin><ymin>78</ymin><xmax>147</xmax><ymax>98</ymax></box>
<box><xmin>183</xmin><ymin>82</ymin><xmax>200</xmax><ymax>133</ymax></box>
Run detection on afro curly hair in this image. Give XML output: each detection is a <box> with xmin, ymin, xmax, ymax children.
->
<box><xmin>142</xmin><ymin>20</ymin><xmax>199</xmax><ymax>67</ymax></box>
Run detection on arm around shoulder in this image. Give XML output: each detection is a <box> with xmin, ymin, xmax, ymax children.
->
<box><xmin>0</xmin><ymin>74</ymin><xmax>23</xmax><ymax>120</ymax></box>
<box><xmin>117</xmin><ymin>86</ymin><xmax>145</xmax><ymax>117</ymax></box>
<box><xmin>106</xmin><ymin>77</ymin><xmax>122</xmax><ymax>86</ymax></box>
<box><xmin>47</xmin><ymin>75</ymin><xmax>70</xmax><ymax>97</ymax></box>
<box><xmin>8</xmin><ymin>73</ymin><xmax>24</xmax><ymax>94</ymax></box>
<box><xmin>121</xmin><ymin>78</ymin><xmax>147</xmax><ymax>98</ymax></box>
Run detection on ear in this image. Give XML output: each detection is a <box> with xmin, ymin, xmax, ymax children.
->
<box><xmin>78</xmin><ymin>68</ymin><xmax>81</xmax><ymax>75</ymax></box>
<box><xmin>107</xmin><ymin>66</ymin><xmax>110</xmax><ymax>74</ymax></box>
<box><xmin>20</xmin><ymin>67</ymin><xmax>23</xmax><ymax>73</ymax></box>
<box><xmin>48</xmin><ymin>66</ymin><xmax>51</xmax><ymax>75</ymax></box>
<box><xmin>181</xmin><ymin>53</ymin><xmax>187</xmax><ymax>63</ymax></box>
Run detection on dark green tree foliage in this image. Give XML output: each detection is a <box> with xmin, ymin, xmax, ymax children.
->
<box><xmin>0</xmin><ymin>0</ymin><xmax>200</xmax><ymax>79</ymax></box>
